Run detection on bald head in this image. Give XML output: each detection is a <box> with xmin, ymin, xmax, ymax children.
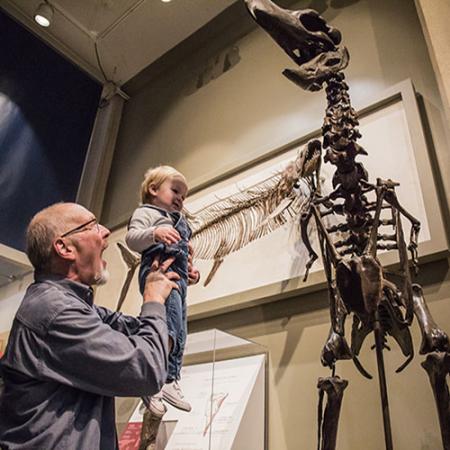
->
<box><xmin>26</xmin><ymin>203</ymin><xmax>91</xmax><ymax>273</ymax></box>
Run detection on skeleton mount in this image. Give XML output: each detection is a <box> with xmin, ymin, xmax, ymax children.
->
<box><xmin>243</xmin><ymin>1</ymin><xmax>450</xmax><ymax>449</ymax></box>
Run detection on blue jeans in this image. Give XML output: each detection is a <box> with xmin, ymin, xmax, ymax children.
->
<box><xmin>165</xmin><ymin>281</ymin><xmax>187</xmax><ymax>381</ymax></box>
<box><xmin>138</xmin><ymin>210</ymin><xmax>191</xmax><ymax>382</ymax></box>
<box><xmin>139</xmin><ymin>257</ymin><xmax>188</xmax><ymax>382</ymax></box>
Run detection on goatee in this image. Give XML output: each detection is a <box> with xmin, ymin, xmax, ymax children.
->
<box><xmin>94</xmin><ymin>268</ymin><xmax>110</xmax><ymax>285</ymax></box>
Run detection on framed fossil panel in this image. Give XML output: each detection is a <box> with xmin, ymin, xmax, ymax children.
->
<box><xmin>186</xmin><ymin>79</ymin><xmax>447</xmax><ymax>319</ymax></box>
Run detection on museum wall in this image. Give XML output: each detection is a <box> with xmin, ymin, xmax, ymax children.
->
<box><xmin>96</xmin><ymin>0</ymin><xmax>450</xmax><ymax>449</ymax></box>
<box><xmin>101</xmin><ymin>0</ymin><xmax>449</xmax><ymax>229</ymax></box>
<box><xmin>415</xmin><ymin>0</ymin><xmax>450</xmax><ymax>133</ymax></box>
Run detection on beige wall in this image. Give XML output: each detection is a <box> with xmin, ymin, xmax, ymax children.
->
<box><xmin>99</xmin><ymin>0</ymin><xmax>450</xmax><ymax>448</ymax></box>
<box><xmin>101</xmin><ymin>0</ymin><xmax>449</xmax><ymax>230</ymax></box>
<box><xmin>415</xmin><ymin>0</ymin><xmax>450</xmax><ymax>129</ymax></box>
<box><xmin>414</xmin><ymin>0</ymin><xmax>450</xmax><ymax>219</ymax></box>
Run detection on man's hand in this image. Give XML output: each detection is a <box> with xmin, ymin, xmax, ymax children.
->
<box><xmin>154</xmin><ymin>226</ymin><xmax>181</xmax><ymax>245</ymax></box>
<box><xmin>143</xmin><ymin>256</ymin><xmax>180</xmax><ymax>304</ymax></box>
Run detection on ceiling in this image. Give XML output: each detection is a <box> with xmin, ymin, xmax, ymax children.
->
<box><xmin>1</xmin><ymin>0</ymin><xmax>239</xmax><ymax>86</ymax></box>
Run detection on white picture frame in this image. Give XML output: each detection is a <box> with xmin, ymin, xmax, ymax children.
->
<box><xmin>185</xmin><ymin>79</ymin><xmax>448</xmax><ymax>319</ymax></box>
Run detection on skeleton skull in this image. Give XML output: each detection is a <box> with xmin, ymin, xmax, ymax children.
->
<box><xmin>243</xmin><ymin>0</ymin><xmax>349</xmax><ymax>90</ymax></box>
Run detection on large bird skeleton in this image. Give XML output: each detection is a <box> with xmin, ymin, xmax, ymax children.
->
<box><xmin>115</xmin><ymin>2</ymin><xmax>449</xmax><ymax>448</ymax></box>
<box><xmin>242</xmin><ymin>1</ymin><xmax>450</xmax><ymax>449</ymax></box>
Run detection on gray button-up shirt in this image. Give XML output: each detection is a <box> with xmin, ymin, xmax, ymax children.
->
<box><xmin>0</xmin><ymin>274</ymin><xmax>169</xmax><ymax>449</ymax></box>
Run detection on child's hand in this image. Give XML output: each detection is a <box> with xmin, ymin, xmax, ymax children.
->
<box><xmin>154</xmin><ymin>226</ymin><xmax>181</xmax><ymax>245</ymax></box>
<box><xmin>188</xmin><ymin>266</ymin><xmax>200</xmax><ymax>285</ymax></box>
<box><xmin>187</xmin><ymin>241</ymin><xmax>200</xmax><ymax>284</ymax></box>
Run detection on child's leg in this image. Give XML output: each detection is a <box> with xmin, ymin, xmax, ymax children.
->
<box><xmin>174</xmin><ymin>293</ymin><xmax>187</xmax><ymax>380</ymax></box>
<box><xmin>138</xmin><ymin>245</ymin><xmax>165</xmax><ymax>295</ymax></box>
<box><xmin>145</xmin><ymin>288</ymin><xmax>182</xmax><ymax>416</ymax></box>
<box><xmin>165</xmin><ymin>288</ymin><xmax>184</xmax><ymax>382</ymax></box>
<box><xmin>138</xmin><ymin>264</ymin><xmax>149</xmax><ymax>296</ymax></box>
<box><xmin>162</xmin><ymin>285</ymin><xmax>191</xmax><ymax>411</ymax></box>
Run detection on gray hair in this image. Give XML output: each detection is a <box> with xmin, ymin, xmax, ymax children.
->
<box><xmin>26</xmin><ymin>203</ymin><xmax>80</xmax><ymax>272</ymax></box>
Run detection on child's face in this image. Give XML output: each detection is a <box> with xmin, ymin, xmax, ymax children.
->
<box><xmin>150</xmin><ymin>176</ymin><xmax>188</xmax><ymax>212</ymax></box>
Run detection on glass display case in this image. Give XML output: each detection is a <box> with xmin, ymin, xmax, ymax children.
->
<box><xmin>116</xmin><ymin>329</ymin><xmax>267</xmax><ymax>450</ymax></box>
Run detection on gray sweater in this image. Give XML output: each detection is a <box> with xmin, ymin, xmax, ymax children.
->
<box><xmin>0</xmin><ymin>274</ymin><xmax>168</xmax><ymax>449</ymax></box>
<box><xmin>126</xmin><ymin>205</ymin><xmax>174</xmax><ymax>253</ymax></box>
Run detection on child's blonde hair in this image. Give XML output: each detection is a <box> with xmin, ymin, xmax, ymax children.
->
<box><xmin>141</xmin><ymin>165</ymin><xmax>187</xmax><ymax>204</ymax></box>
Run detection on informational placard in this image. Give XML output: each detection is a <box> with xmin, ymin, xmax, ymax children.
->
<box><xmin>118</xmin><ymin>422</ymin><xmax>143</xmax><ymax>450</ymax></box>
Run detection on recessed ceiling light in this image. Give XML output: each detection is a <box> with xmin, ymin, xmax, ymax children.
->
<box><xmin>161</xmin><ymin>0</ymin><xmax>172</xmax><ymax>3</ymax></box>
<box><xmin>34</xmin><ymin>2</ymin><xmax>53</xmax><ymax>27</ymax></box>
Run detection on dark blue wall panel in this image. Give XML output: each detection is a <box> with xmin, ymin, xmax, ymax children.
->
<box><xmin>0</xmin><ymin>10</ymin><xmax>101</xmax><ymax>251</ymax></box>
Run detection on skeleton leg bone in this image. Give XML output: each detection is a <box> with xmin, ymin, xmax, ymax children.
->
<box><xmin>139</xmin><ymin>408</ymin><xmax>164</xmax><ymax>450</ymax></box>
<box><xmin>392</xmin><ymin>208</ymin><xmax>414</xmax><ymax>323</ymax></box>
<box><xmin>421</xmin><ymin>352</ymin><xmax>450</xmax><ymax>450</ymax></box>
<box><xmin>321</xmin><ymin>327</ymin><xmax>352</xmax><ymax>368</ymax></box>
<box><xmin>317</xmin><ymin>376</ymin><xmax>348</xmax><ymax>450</ymax></box>
<box><xmin>413</xmin><ymin>284</ymin><xmax>450</xmax><ymax>354</ymax></box>
<box><xmin>321</xmin><ymin>241</ymin><xmax>347</xmax><ymax>336</ymax></box>
<box><xmin>321</xmin><ymin>325</ymin><xmax>372</xmax><ymax>379</ymax></box>
<box><xmin>383</xmin><ymin>187</ymin><xmax>421</xmax><ymax>266</ymax></box>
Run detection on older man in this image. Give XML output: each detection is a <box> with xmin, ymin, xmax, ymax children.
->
<box><xmin>0</xmin><ymin>202</ymin><xmax>179</xmax><ymax>449</ymax></box>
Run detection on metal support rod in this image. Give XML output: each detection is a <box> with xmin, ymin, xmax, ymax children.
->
<box><xmin>373</xmin><ymin>314</ymin><xmax>394</xmax><ymax>450</ymax></box>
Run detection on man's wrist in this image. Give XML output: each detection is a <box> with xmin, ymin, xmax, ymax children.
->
<box><xmin>140</xmin><ymin>301</ymin><xmax>166</xmax><ymax>317</ymax></box>
<box><xmin>143</xmin><ymin>293</ymin><xmax>165</xmax><ymax>304</ymax></box>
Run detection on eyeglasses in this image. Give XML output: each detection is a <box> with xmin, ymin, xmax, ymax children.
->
<box><xmin>60</xmin><ymin>218</ymin><xmax>100</xmax><ymax>238</ymax></box>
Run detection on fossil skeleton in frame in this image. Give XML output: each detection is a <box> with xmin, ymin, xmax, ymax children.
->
<box><xmin>188</xmin><ymin>139</ymin><xmax>321</xmax><ymax>286</ymax></box>
<box><xmin>242</xmin><ymin>0</ymin><xmax>450</xmax><ymax>449</ymax></box>
<box><xmin>115</xmin><ymin>138</ymin><xmax>322</xmax><ymax>311</ymax></box>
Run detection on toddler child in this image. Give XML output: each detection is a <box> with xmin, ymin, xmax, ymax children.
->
<box><xmin>126</xmin><ymin>165</ymin><xmax>199</xmax><ymax>416</ymax></box>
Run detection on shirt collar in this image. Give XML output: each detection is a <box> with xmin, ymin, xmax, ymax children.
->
<box><xmin>141</xmin><ymin>204</ymin><xmax>181</xmax><ymax>218</ymax></box>
<box><xmin>34</xmin><ymin>273</ymin><xmax>95</xmax><ymax>306</ymax></box>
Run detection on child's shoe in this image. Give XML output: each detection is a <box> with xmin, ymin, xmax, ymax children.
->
<box><xmin>162</xmin><ymin>380</ymin><xmax>191</xmax><ymax>412</ymax></box>
<box><xmin>142</xmin><ymin>390</ymin><xmax>167</xmax><ymax>417</ymax></box>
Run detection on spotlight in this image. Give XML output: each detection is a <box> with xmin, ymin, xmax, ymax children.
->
<box><xmin>34</xmin><ymin>2</ymin><xmax>53</xmax><ymax>27</ymax></box>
